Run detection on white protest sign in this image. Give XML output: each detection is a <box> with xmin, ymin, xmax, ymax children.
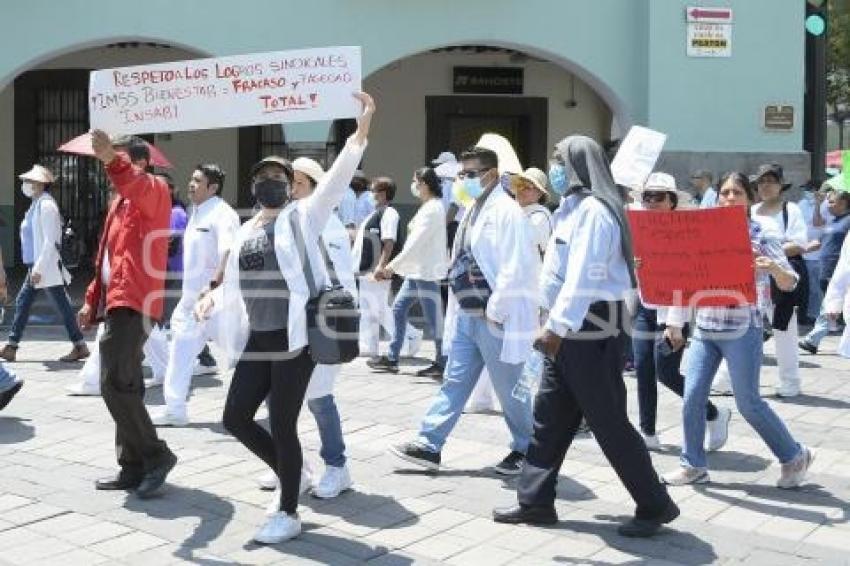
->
<box><xmin>89</xmin><ymin>46</ymin><xmax>362</xmax><ymax>135</ymax></box>
<box><xmin>610</xmin><ymin>126</ymin><xmax>667</xmax><ymax>189</ymax></box>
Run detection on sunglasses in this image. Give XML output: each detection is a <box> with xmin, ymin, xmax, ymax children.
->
<box><xmin>457</xmin><ymin>167</ymin><xmax>492</xmax><ymax>179</ymax></box>
<box><xmin>641</xmin><ymin>191</ymin><xmax>670</xmax><ymax>203</ymax></box>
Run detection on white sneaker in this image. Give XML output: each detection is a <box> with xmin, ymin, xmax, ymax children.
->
<box><xmin>264</xmin><ymin>468</ymin><xmax>313</xmax><ymax>515</ymax></box>
<box><xmin>706</xmin><ymin>407</ymin><xmax>732</xmax><ymax>452</ymax></box>
<box><xmin>65</xmin><ymin>381</ymin><xmax>100</xmax><ymax>396</ymax></box>
<box><xmin>775</xmin><ymin>385</ymin><xmax>801</xmax><ymax>398</ymax></box>
<box><xmin>777</xmin><ymin>446</ymin><xmax>814</xmax><ymax>489</ymax></box>
<box><xmin>253</xmin><ymin>512</ymin><xmax>301</xmax><ymax>544</ymax></box>
<box><xmin>641</xmin><ymin>432</ymin><xmax>661</xmax><ymax>451</ymax></box>
<box><xmin>144</xmin><ymin>375</ymin><xmax>164</xmax><ymax>388</ymax></box>
<box><xmin>662</xmin><ymin>465</ymin><xmax>709</xmax><ymax>486</ymax></box>
<box><xmin>257</xmin><ymin>470</ymin><xmax>278</xmax><ymax>491</ymax></box>
<box><xmin>150</xmin><ymin>407</ymin><xmax>189</xmax><ymax>427</ymax></box>
<box><xmin>192</xmin><ymin>360</ymin><xmax>218</xmax><ymax>376</ymax></box>
<box><xmin>312</xmin><ymin>465</ymin><xmax>352</xmax><ymax>499</ymax></box>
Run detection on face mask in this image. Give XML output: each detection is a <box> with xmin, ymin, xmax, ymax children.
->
<box><xmin>21</xmin><ymin>182</ymin><xmax>34</xmax><ymax>198</ymax></box>
<box><xmin>549</xmin><ymin>163</ymin><xmax>568</xmax><ymax>196</ymax></box>
<box><xmin>252</xmin><ymin>178</ymin><xmax>288</xmax><ymax>209</ymax></box>
<box><xmin>452</xmin><ymin>180</ymin><xmax>474</xmax><ymax>208</ymax></box>
<box><xmin>366</xmin><ymin>191</ymin><xmax>377</xmax><ymax>207</ymax></box>
<box><xmin>410</xmin><ymin>182</ymin><xmax>421</xmax><ymax>199</ymax></box>
<box><xmin>463</xmin><ymin>177</ymin><xmax>484</xmax><ymax>200</ymax></box>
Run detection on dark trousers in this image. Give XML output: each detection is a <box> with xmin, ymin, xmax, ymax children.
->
<box><xmin>9</xmin><ymin>272</ymin><xmax>84</xmax><ymax>346</ymax></box>
<box><xmin>100</xmin><ymin>308</ymin><xmax>170</xmax><ymax>476</ymax></box>
<box><xmin>632</xmin><ymin>304</ymin><xmax>718</xmax><ymax>436</ymax></box>
<box><xmin>223</xmin><ymin>330</ymin><xmax>316</xmax><ymax>515</ymax></box>
<box><xmin>518</xmin><ymin>301</ymin><xmax>672</xmax><ymax>519</ymax></box>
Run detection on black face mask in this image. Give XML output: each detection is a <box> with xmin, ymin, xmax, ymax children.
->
<box><xmin>253</xmin><ymin>178</ymin><xmax>289</xmax><ymax>209</ymax></box>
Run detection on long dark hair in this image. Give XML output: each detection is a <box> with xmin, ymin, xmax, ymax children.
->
<box><xmin>414</xmin><ymin>167</ymin><xmax>442</xmax><ymax>198</ymax></box>
<box><xmin>718</xmin><ymin>171</ymin><xmax>755</xmax><ymax>205</ymax></box>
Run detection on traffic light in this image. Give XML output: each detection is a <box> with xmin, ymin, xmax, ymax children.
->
<box><xmin>806</xmin><ymin>0</ymin><xmax>827</xmax><ymax>36</ymax></box>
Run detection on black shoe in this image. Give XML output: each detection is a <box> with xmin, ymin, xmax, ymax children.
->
<box><xmin>388</xmin><ymin>442</ymin><xmax>440</xmax><ymax>470</ymax></box>
<box><xmin>617</xmin><ymin>500</ymin><xmax>680</xmax><ymax>538</ymax></box>
<box><xmin>134</xmin><ymin>451</ymin><xmax>178</xmax><ymax>499</ymax></box>
<box><xmin>0</xmin><ymin>381</ymin><xmax>23</xmax><ymax>411</ymax></box>
<box><xmin>197</xmin><ymin>346</ymin><xmax>216</xmax><ymax>367</ymax></box>
<box><xmin>493</xmin><ymin>504</ymin><xmax>558</xmax><ymax>525</ymax></box>
<box><xmin>798</xmin><ymin>339</ymin><xmax>818</xmax><ymax>355</ymax></box>
<box><xmin>415</xmin><ymin>363</ymin><xmax>444</xmax><ymax>379</ymax></box>
<box><xmin>366</xmin><ymin>356</ymin><xmax>399</xmax><ymax>373</ymax></box>
<box><xmin>493</xmin><ymin>450</ymin><xmax>525</xmax><ymax>476</ymax></box>
<box><xmin>95</xmin><ymin>471</ymin><xmax>143</xmax><ymax>491</ymax></box>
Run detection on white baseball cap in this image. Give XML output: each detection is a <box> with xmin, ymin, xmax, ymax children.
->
<box><xmin>643</xmin><ymin>172</ymin><xmax>677</xmax><ymax>193</ymax></box>
<box><xmin>431</xmin><ymin>151</ymin><xmax>457</xmax><ymax>166</ymax></box>
<box><xmin>292</xmin><ymin>157</ymin><xmax>325</xmax><ymax>184</ymax></box>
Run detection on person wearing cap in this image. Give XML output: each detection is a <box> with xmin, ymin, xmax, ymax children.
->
<box><xmin>0</xmin><ymin>165</ymin><xmax>89</xmax><ymax>364</ymax></box>
<box><xmin>662</xmin><ymin>172</ymin><xmax>812</xmax><ymax>490</ymax></box>
<box><xmin>690</xmin><ymin>169</ymin><xmax>717</xmax><ymax>208</ymax></box>
<box><xmin>79</xmin><ymin>131</ymin><xmax>177</xmax><ymax>499</ymax></box>
<box><xmin>389</xmin><ymin>144</ymin><xmax>537</xmax><ymax>477</ymax></box>
<box><xmin>146</xmin><ymin>164</ymin><xmax>239</xmax><ymax>427</ymax></box>
<box><xmin>337</xmin><ymin>170</ymin><xmax>375</xmax><ymax>241</ymax></box>
<box><xmin>631</xmin><ymin>173</ymin><xmax>730</xmax><ymax>452</ymax></box>
<box><xmin>368</xmin><ymin>166</ymin><xmax>449</xmax><ymax>377</ymax></box>
<box><xmin>800</xmin><ymin>184</ymin><xmax>850</xmax><ymax>355</ymax></box>
<box><xmin>0</xmin><ymin>246</ymin><xmax>23</xmax><ymax>412</ymax></box>
<box><xmin>796</xmin><ymin>180</ymin><xmax>832</xmax><ymax>324</ymax></box>
<box><xmin>432</xmin><ymin>151</ymin><xmax>465</xmax><ymax>247</ymax></box>
<box><xmin>751</xmin><ymin>163</ymin><xmax>808</xmax><ymax>397</ymax></box>
<box><xmin>194</xmin><ymin>92</ymin><xmax>374</xmax><ymax>544</ymax></box>
<box><xmin>494</xmin><ymin>136</ymin><xmax>678</xmax><ymax>538</ymax></box>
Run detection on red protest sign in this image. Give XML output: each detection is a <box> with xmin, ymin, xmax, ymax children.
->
<box><xmin>627</xmin><ymin>207</ymin><xmax>756</xmax><ymax>307</ymax></box>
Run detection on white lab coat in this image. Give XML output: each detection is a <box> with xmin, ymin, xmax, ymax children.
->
<box><xmin>387</xmin><ymin>198</ymin><xmax>449</xmax><ymax>281</ymax></box>
<box><xmin>208</xmin><ymin>137</ymin><xmax>366</xmax><ymax>367</ymax></box>
<box><xmin>443</xmin><ymin>188</ymin><xmax>538</xmax><ymax>364</ymax></box>
<box><xmin>31</xmin><ymin>194</ymin><xmax>70</xmax><ymax>288</ymax></box>
<box><xmin>823</xmin><ymin>233</ymin><xmax>850</xmax><ymax>357</ymax></box>
<box><xmin>306</xmin><ymin>214</ymin><xmax>358</xmax><ymax>399</ymax></box>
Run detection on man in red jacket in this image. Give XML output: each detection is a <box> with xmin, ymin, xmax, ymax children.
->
<box><xmin>78</xmin><ymin>130</ymin><xmax>177</xmax><ymax>498</ymax></box>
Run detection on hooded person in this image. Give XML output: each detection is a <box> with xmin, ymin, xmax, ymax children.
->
<box><xmin>494</xmin><ymin>135</ymin><xmax>679</xmax><ymax>538</ymax></box>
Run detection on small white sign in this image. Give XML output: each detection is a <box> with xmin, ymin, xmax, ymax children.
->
<box><xmin>89</xmin><ymin>46</ymin><xmax>362</xmax><ymax>135</ymax></box>
<box><xmin>611</xmin><ymin>126</ymin><xmax>668</xmax><ymax>190</ymax></box>
<box><xmin>687</xmin><ymin>22</ymin><xmax>732</xmax><ymax>57</ymax></box>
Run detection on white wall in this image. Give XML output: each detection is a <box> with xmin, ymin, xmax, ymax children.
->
<box><xmin>363</xmin><ymin>50</ymin><xmax>612</xmax><ymax>206</ymax></box>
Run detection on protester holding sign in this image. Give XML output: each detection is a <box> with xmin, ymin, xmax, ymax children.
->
<box><xmin>662</xmin><ymin>172</ymin><xmax>812</xmax><ymax>489</ymax></box>
<box><xmin>631</xmin><ymin>173</ymin><xmax>730</xmax><ymax>452</ymax></box>
<box><xmin>494</xmin><ymin>136</ymin><xmax>678</xmax><ymax>538</ymax></box>
<box><xmin>194</xmin><ymin>92</ymin><xmax>374</xmax><ymax>544</ymax></box>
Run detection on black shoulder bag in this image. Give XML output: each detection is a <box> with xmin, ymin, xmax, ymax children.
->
<box><xmin>290</xmin><ymin>212</ymin><xmax>359</xmax><ymax>364</ymax></box>
<box><xmin>770</xmin><ymin>202</ymin><xmax>809</xmax><ymax>331</ymax></box>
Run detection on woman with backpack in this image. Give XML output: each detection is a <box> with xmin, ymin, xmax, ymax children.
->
<box><xmin>0</xmin><ymin>165</ymin><xmax>89</xmax><ymax>363</ymax></box>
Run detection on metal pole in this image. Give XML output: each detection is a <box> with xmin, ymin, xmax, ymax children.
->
<box><xmin>811</xmin><ymin>2</ymin><xmax>828</xmax><ymax>182</ymax></box>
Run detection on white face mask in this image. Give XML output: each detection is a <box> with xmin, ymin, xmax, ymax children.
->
<box><xmin>410</xmin><ymin>182</ymin><xmax>421</xmax><ymax>199</ymax></box>
<box><xmin>21</xmin><ymin>181</ymin><xmax>34</xmax><ymax>198</ymax></box>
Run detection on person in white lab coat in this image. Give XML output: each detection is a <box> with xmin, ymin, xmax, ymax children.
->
<box><xmin>148</xmin><ymin>164</ymin><xmax>239</xmax><ymax>426</ymax></box>
<box><xmin>1</xmin><ymin>165</ymin><xmax>89</xmax><ymax>363</ymax></box>
<box><xmin>194</xmin><ymin>92</ymin><xmax>373</xmax><ymax>545</ymax></box>
<box><xmin>389</xmin><ymin>145</ymin><xmax>537</xmax><ymax>476</ymax></box>
<box><xmin>821</xmin><ymin>231</ymin><xmax>850</xmax><ymax>357</ymax></box>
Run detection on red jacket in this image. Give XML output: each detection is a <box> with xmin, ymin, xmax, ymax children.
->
<box><xmin>84</xmin><ymin>154</ymin><xmax>170</xmax><ymax>322</ymax></box>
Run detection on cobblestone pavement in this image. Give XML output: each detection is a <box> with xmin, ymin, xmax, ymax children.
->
<box><xmin>0</xmin><ymin>326</ymin><xmax>848</xmax><ymax>565</ymax></box>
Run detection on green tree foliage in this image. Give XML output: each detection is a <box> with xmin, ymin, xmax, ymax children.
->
<box><xmin>828</xmin><ymin>0</ymin><xmax>850</xmax><ymax>109</ymax></box>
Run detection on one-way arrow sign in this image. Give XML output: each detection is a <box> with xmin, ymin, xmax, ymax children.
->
<box><xmin>687</xmin><ymin>6</ymin><xmax>733</xmax><ymax>23</ymax></box>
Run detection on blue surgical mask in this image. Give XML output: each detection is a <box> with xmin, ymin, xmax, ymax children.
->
<box><xmin>463</xmin><ymin>177</ymin><xmax>484</xmax><ymax>199</ymax></box>
<box><xmin>549</xmin><ymin>163</ymin><xmax>568</xmax><ymax>196</ymax></box>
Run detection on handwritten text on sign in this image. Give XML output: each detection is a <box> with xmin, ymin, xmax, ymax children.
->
<box><xmin>627</xmin><ymin>207</ymin><xmax>756</xmax><ymax>307</ymax></box>
<box><xmin>89</xmin><ymin>46</ymin><xmax>362</xmax><ymax>135</ymax></box>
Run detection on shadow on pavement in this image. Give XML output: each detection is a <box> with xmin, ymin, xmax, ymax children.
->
<box><xmin>697</xmin><ymin>482</ymin><xmax>849</xmax><ymax>526</ymax></box>
<box><xmin>303</xmin><ymin>489</ymin><xmax>419</xmax><ymax>529</ymax></box>
<box><xmin>240</xmin><ymin>529</ymin><xmax>413</xmax><ymax>564</ymax></box>
<box><xmin>124</xmin><ymin>485</ymin><xmax>234</xmax><ymax>565</ymax></box>
<box><xmin>553</xmin><ymin>514</ymin><xmax>718</xmax><ymax>565</ymax></box>
<box><xmin>706</xmin><ymin>450</ymin><xmax>772</xmax><ymax>473</ymax></box>
<box><xmin>0</xmin><ymin>416</ymin><xmax>34</xmax><ymax>444</ymax></box>
<box><xmin>772</xmin><ymin>393</ymin><xmax>850</xmax><ymax>410</ymax></box>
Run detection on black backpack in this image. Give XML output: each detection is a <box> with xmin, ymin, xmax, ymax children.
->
<box><xmin>56</xmin><ymin>217</ymin><xmax>81</xmax><ymax>270</ymax></box>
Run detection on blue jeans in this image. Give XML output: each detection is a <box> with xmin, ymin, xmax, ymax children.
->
<box><xmin>388</xmin><ymin>278</ymin><xmax>445</xmax><ymax>365</ymax></box>
<box><xmin>418</xmin><ymin>312</ymin><xmax>533</xmax><ymax>454</ymax></box>
<box><xmin>0</xmin><ymin>362</ymin><xmax>18</xmax><ymax>393</ymax></box>
<box><xmin>804</xmin><ymin>260</ymin><xmax>823</xmax><ymax>320</ymax></box>
<box><xmin>8</xmin><ymin>273</ymin><xmax>84</xmax><ymax>346</ymax></box>
<box><xmin>805</xmin><ymin>304</ymin><xmax>831</xmax><ymax>347</ymax></box>
<box><xmin>307</xmin><ymin>395</ymin><xmax>346</xmax><ymax>467</ymax></box>
<box><xmin>682</xmin><ymin>323</ymin><xmax>800</xmax><ymax>469</ymax></box>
